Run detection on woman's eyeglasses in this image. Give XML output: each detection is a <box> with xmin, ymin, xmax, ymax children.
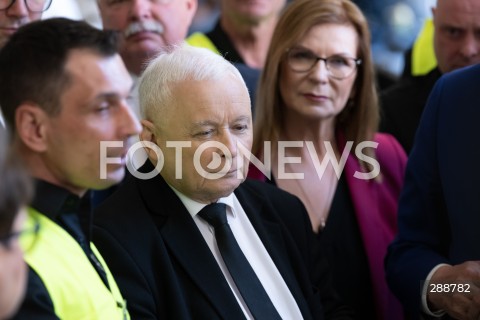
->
<box><xmin>286</xmin><ymin>47</ymin><xmax>362</xmax><ymax>80</ymax></box>
<box><xmin>0</xmin><ymin>0</ymin><xmax>52</xmax><ymax>13</ymax></box>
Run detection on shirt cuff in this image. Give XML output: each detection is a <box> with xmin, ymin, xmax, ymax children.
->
<box><xmin>421</xmin><ymin>263</ymin><xmax>450</xmax><ymax>317</ymax></box>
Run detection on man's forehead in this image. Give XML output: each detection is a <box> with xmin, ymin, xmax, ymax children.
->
<box><xmin>65</xmin><ymin>50</ymin><xmax>125</xmax><ymax>75</ymax></box>
<box><xmin>63</xmin><ymin>51</ymin><xmax>131</xmax><ymax>95</ymax></box>
<box><xmin>436</xmin><ymin>0</ymin><xmax>480</xmax><ymax>15</ymax></box>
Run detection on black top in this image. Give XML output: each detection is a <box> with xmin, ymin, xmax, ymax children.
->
<box><xmin>205</xmin><ymin>20</ymin><xmax>261</xmax><ymax>114</ymax></box>
<box><xmin>268</xmin><ymin>174</ymin><xmax>375</xmax><ymax>319</ymax></box>
<box><xmin>206</xmin><ymin>20</ymin><xmax>244</xmax><ymax>64</ymax></box>
<box><xmin>317</xmin><ymin>175</ymin><xmax>375</xmax><ymax>319</ymax></box>
<box><xmin>12</xmin><ymin>180</ymin><xmax>109</xmax><ymax>320</ymax></box>
<box><xmin>380</xmin><ymin>68</ymin><xmax>442</xmax><ymax>154</ymax></box>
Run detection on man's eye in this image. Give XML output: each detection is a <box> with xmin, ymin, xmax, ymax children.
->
<box><xmin>105</xmin><ymin>0</ymin><xmax>129</xmax><ymax>5</ymax></box>
<box><xmin>196</xmin><ymin>130</ymin><xmax>214</xmax><ymax>137</ymax></box>
<box><xmin>96</xmin><ymin>102</ymin><xmax>112</xmax><ymax>113</ymax></box>
<box><xmin>444</xmin><ymin>27</ymin><xmax>463</xmax><ymax>39</ymax></box>
<box><xmin>233</xmin><ymin>124</ymin><xmax>248</xmax><ymax>132</ymax></box>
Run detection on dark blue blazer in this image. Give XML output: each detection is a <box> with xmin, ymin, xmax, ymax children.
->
<box><xmin>385</xmin><ymin>63</ymin><xmax>480</xmax><ymax>316</ymax></box>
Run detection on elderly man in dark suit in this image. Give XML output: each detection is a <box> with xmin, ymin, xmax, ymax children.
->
<box><xmin>93</xmin><ymin>44</ymin><xmax>352</xmax><ymax>320</ymax></box>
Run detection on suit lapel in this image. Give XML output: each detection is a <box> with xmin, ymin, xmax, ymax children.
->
<box><xmin>159</xmin><ymin>209</ymin><xmax>246</xmax><ymax>319</ymax></box>
<box><xmin>137</xmin><ymin>160</ymin><xmax>312</xmax><ymax>319</ymax></box>
<box><xmin>137</xmin><ymin>165</ymin><xmax>245</xmax><ymax>319</ymax></box>
<box><xmin>235</xmin><ymin>184</ymin><xmax>313</xmax><ymax>320</ymax></box>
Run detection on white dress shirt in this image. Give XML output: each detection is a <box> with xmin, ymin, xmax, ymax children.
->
<box><xmin>421</xmin><ymin>263</ymin><xmax>449</xmax><ymax>317</ymax></box>
<box><xmin>0</xmin><ymin>109</ymin><xmax>4</xmax><ymax>128</ymax></box>
<box><xmin>171</xmin><ymin>187</ymin><xmax>304</xmax><ymax>320</ymax></box>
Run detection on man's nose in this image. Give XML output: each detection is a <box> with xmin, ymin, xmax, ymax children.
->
<box><xmin>129</xmin><ymin>0</ymin><xmax>152</xmax><ymax>20</ymax></box>
<box><xmin>120</xmin><ymin>101</ymin><xmax>142</xmax><ymax>138</ymax></box>
<box><xmin>219</xmin><ymin>131</ymin><xmax>237</xmax><ymax>159</ymax></box>
<box><xmin>459</xmin><ymin>33</ymin><xmax>480</xmax><ymax>60</ymax></box>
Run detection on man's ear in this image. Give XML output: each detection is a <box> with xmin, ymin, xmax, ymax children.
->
<box><xmin>186</xmin><ymin>0</ymin><xmax>198</xmax><ymax>23</ymax></box>
<box><xmin>140</xmin><ymin>119</ymin><xmax>160</xmax><ymax>162</ymax></box>
<box><xmin>15</xmin><ymin>104</ymin><xmax>49</xmax><ymax>153</ymax></box>
<box><xmin>140</xmin><ymin>119</ymin><xmax>155</xmax><ymax>142</ymax></box>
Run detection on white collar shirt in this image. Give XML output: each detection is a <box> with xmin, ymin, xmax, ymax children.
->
<box><xmin>170</xmin><ymin>186</ymin><xmax>304</xmax><ymax>320</ymax></box>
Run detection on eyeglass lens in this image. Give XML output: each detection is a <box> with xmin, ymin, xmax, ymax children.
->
<box><xmin>287</xmin><ymin>47</ymin><xmax>359</xmax><ymax>79</ymax></box>
<box><xmin>0</xmin><ymin>0</ymin><xmax>52</xmax><ymax>12</ymax></box>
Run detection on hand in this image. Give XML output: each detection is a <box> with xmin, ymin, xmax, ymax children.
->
<box><xmin>427</xmin><ymin>261</ymin><xmax>480</xmax><ymax>319</ymax></box>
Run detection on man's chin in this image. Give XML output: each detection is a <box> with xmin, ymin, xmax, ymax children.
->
<box><xmin>126</xmin><ymin>39</ymin><xmax>165</xmax><ymax>57</ymax></box>
<box><xmin>213</xmin><ymin>179</ymin><xmax>243</xmax><ymax>196</ymax></box>
<box><xmin>121</xmin><ymin>44</ymin><xmax>164</xmax><ymax>74</ymax></box>
<box><xmin>97</xmin><ymin>169</ymin><xmax>126</xmax><ymax>189</ymax></box>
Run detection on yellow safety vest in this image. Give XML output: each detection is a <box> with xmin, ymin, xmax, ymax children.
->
<box><xmin>22</xmin><ymin>208</ymin><xmax>129</xmax><ymax>320</ymax></box>
<box><xmin>186</xmin><ymin>32</ymin><xmax>220</xmax><ymax>54</ymax></box>
<box><xmin>412</xmin><ymin>19</ymin><xmax>437</xmax><ymax>76</ymax></box>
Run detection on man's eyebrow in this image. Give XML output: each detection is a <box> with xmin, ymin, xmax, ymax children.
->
<box><xmin>96</xmin><ymin>83</ymin><xmax>135</xmax><ymax>99</ymax></box>
<box><xmin>439</xmin><ymin>23</ymin><xmax>463</xmax><ymax>30</ymax></box>
<box><xmin>192</xmin><ymin>116</ymin><xmax>250</xmax><ymax>126</ymax></box>
<box><xmin>95</xmin><ymin>92</ymin><xmax>120</xmax><ymax>100</ymax></box>
<box><xmin>234</xmin><ymin>116</ymin><xmax>251</xmax><ymax>122</ymax></box>
<box><xmin>192</xmin><ymin>120</ymin><xmax>216</xmax><ymax>127</ymax></box>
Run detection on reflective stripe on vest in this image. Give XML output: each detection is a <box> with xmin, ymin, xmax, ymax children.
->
<box><xmin>412</xmin><ymin>19</ymin><xmax>437</xmax><ymax>76</ymax></box>
<box><xmin>23</xmin><ymin>208</ymin><xmax>129</xmax><ymax>320</ymax></box>
<box><xmin>186</xmin><ymin>32</ymin><xmax>220</xmax><ymax>54</ymax></box>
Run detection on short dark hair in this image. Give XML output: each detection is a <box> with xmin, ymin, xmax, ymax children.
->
<box><xmin>0</xmin><ymin>128</ymin><xmax>32</xmax><ymax>236</ymax></box>
<box><xmin>0</xmin><ymin>18</ymin><xmax>120</xmax><ymax>130</ymax></box>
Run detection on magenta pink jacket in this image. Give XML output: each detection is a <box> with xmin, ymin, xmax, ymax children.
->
<box><xmin>248</xmin><ymin>132</ymin><xmax>407</xmax><ymax>320</ymax></box>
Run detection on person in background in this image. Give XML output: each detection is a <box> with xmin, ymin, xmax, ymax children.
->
<box><xmin>96</xmin><ymin>0</ymin><xmax>197</xmax><ymax>171</ymax></box>
<box><xmin>97</xmin><ymin>0</ymin><xmax>197</xmax><ymax>79</ymax></box>
<box><xmin>187</xmin><ymin>0</ymin><xmax>285</xmax><ymax>69</ymax></box>
<box><xmin>0</xmin><ymin>0</ymin><xmax>52</xmax><ymax>49</ymax></box>
<box><xmin>0</xmin><ymin>128</ymin><xmax>33</xmax><ymax>320</ymax></box>
<box><xmin>0</xmin><ymin>0</ymin><xmax>53</xmax><ymax>127</ymax></box>
<box><xmin>187</xmin><ymin>0</ymin><xmax>285</xmax><ymax>108</ymax></box>
<box><xmin>0</xmin><ymin>18</ymin><xmax>140</xmax><ymax>319</ymax></box>
<box><xmin>250</xmin><ymin>0</ymin><xmax>406</xmax><ymax>318</ymax></box>
<box><xmin>93</xmin><ymin>44</ymin><xmax>354</xmax><ymax>320</ymax></box>
<box><xmin>380</xmin><ymin>0</ymin><xmax>480</xmax><ymax>154</ymax></box>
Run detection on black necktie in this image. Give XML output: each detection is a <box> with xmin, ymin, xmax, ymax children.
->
<box><xmin>60</xmin><ymin>212</ymin><xmax>110</xmax><ymax>289</ymax></box>
<box><xmin>198</xmin><ymin>203</ymin><xmax>282</xmax><ymax>319</ymax></box>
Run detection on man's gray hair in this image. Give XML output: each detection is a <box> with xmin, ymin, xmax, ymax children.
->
<box><xmin>139</xmin><ymin>44</ymin><xmax>246</xmax><ymax>124</ymax></box>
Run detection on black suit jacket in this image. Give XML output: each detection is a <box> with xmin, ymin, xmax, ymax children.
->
<box><xmin>93</xmin><ymin>161</ymin><xmax>353</xmax><ymax>319</ymax></box>
<box><xmin>379</xmin><ymin>68</ymin><xmax>442</xmax><ymax>154</ymax></box>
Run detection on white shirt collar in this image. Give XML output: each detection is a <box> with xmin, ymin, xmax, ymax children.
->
<box><xmin>168</xmin><ymin>185</ymin><xmax>236</xmax><ymax>219</ymax></box>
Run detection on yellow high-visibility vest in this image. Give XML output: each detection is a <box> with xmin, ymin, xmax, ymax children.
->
<box><xmin>186</xmin><ymin>32</ymin><xmax>220</xmax><ymax>54</ymax></box>
<box><xmin>412</xmin><ymin>19</ymin><xmax>437</xmax><ymax>76</ymax></box>
<box><xmin>22</xmin><ymin>208</ymin><xmax>129</xmax><ymax>320</ymax></box>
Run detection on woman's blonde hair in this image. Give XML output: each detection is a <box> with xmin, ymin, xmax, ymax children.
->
<box><xmin>253</xmin><ymin>0</ymin><xmax>378</xmax><ymax>160</ymax></box>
